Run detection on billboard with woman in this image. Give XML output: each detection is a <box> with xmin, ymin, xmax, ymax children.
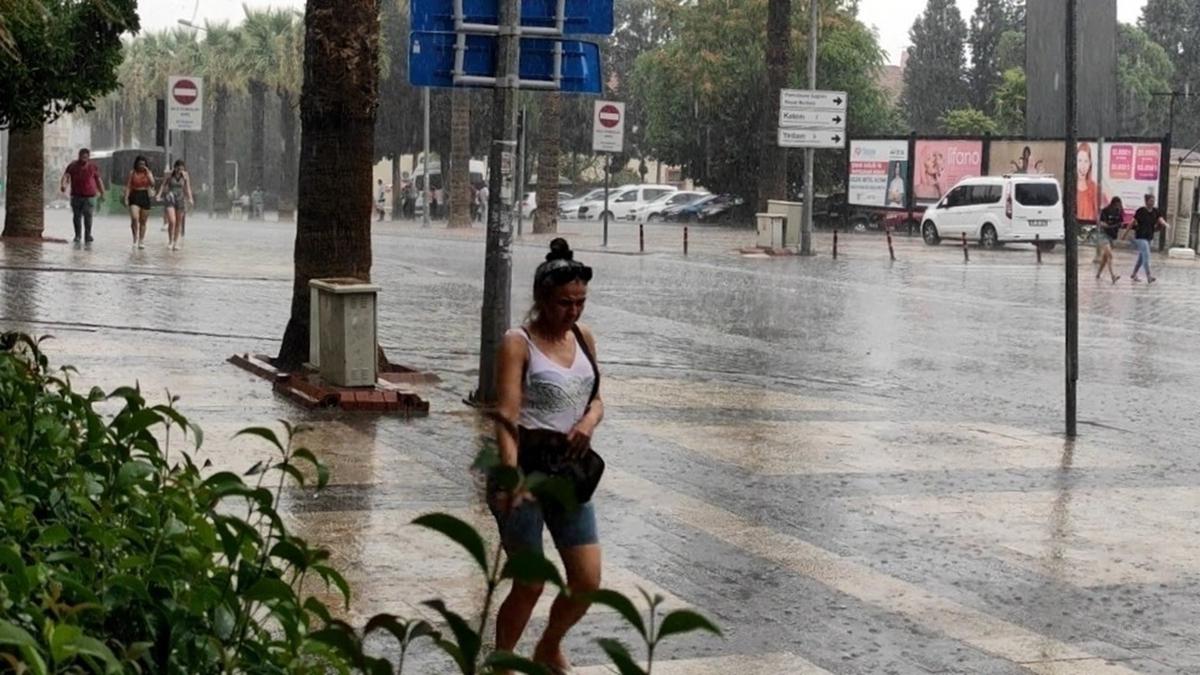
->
<box><xmin>914</xmin><ymin>140</ymin><xmax>984</xmax><ymax>205</ymax></box>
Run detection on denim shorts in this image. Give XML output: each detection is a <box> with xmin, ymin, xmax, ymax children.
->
<box><xmin>488</xmin><ymin>489</ymin><xmax>598</xmax><ymax>555</ymax></box>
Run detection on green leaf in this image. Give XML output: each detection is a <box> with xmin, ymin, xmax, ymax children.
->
<box><xmin>596</xmin><ymin>638</ymin><xmax>646</xmax><ymax>675</ymax></box>
<box><xmin>243</xmin><ymin>577</ymin><xmax>294</xmax><ymax>604</ymax></box>
<box><xmin>234</xmin><ymin>426</ymin><xmax>286</xmax><ymax>453</ymax></box>
<box><xmin>34</xmin><ymin>524</ymin><xmax>71</xmax><ymax>548</ymax></box>
<box><xmin>0</xmin><ymin>620</ymin><xmax>47</xmax><ymax>675</ymax></box>
<box><xmin>273</xmin><ymin>461</ymin><xmax>306</xmax><ymax>487</ymax></box>
<box><xmin>500</xmin><ymin>551</ymin><xmax>565</xmax><ymax>590</ymax></box>
<box><xmin>270</xmin><ymin>540</ymin><xmax>307</xmax><ymax>570</ymax></box>
<box><xmin>422</xmin><ymin>600</ymin><xmax>480</xmax><ymax>671</ymax></box>
<box><xmin>292</xmin><ymin>448</ymin><xmax>330</xmax><ymax>490</ymax></box>
<box><xmin>309</xmin><ymin>625</ymin><xmax>364</xmax><ymax>665</ymax></box>
<box><xmin>654</xmin><ymin>609</ymin><xmax>722</xmax><ymax>644</ymax></box>
<box><xmin>117</xmin><ymin>460</ymin><xmax>157</xmax><ymax>487</ymax></box>
<box><xmin>0</xmin><ymin>545</ymin><xmax>30</xmax><ymax>595</ymax></box>
<box><xmin>364</xmin><ymin>614</ymin><xmax>438</xmax><ymax>648</ymax></box>
<box><xmin>313</xmin><ymin>565</ymin><xmax>352</xmax><ymax>609</ymax></box>
<box><xmin>244</xmin><ymin>460</ymin><xmax>267</xmax><ymax>476</ymax></box>
<box><xmin>524</xmin><ymin>474</ymin><xmax>578</xmax><ymax>512</ymax></box>
<box><xmin>412</xmin><ymin>513</ymin><xmax>490</xmax><ymax>576</ymax></box>
<box><xmin>589</xmin><ymin>590</ymin><xmax>647</xmax><ymax>639</ymax></box>
<box><xmin>483</xmin><ymin>651</ymin><xmax>553</xmax><ymax>675</ymax></box>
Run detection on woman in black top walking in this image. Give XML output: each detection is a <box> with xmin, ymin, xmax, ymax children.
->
<box><xmin>1097</xmin><ymin>197</ymin><xmax>1123</xmax><ymax>284</ymax></box>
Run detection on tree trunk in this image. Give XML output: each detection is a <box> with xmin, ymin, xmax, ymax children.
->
<box><xmin>249</xmin><ymin>79</ymin><xmax>267</xmax><ymax>211</ymax></box>
<box><xmin>391</xmin><ymin>154</ymin><xmax>403</xmax><ymax>219</ymax></box>
<box><xmin>1</xmin><ymin>124</ymin><xmax>45</xmax><ymax>239</ymax></box>
<box><xmin>276</xmin><ymin>0</ymin><xmax>380</xmax><ymax>370</ymax></box>
<box><xmin>212</xmin><ymin>88</ymin><xmax>231</xmax><ymax>214</ymax></box>
<box><xmin>533</xmin><ymin>91</ymin><xmax>562</xmax><ymax>233</ymax></box>
<box><xmin>279</xmin><ymin>91</ymin><xmax>299</xmax><ymax>221</ymax></box>
<box><xmin>757</xmin><ymin>0</ymin><xmax>791</xmax><ymax>212</ymax></box>
<box><xmin>448</xmin><ymin>88</ymin><xmax>472</xmax><ymax>227</ymax></box>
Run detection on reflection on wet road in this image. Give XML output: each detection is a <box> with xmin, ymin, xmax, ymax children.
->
<box><xmin>3</xmin><ymin>214</ymin><xmax>1200</xmax><ymax>673</ymax></box>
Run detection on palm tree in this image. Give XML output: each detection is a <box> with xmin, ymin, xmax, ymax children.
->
<box><xmin>201</xmin><ymin>22</ymin><xmax>247</xmax><ymax>213</ymax></box>
<box><xmin>240</xmin><ymin>6</ymin><xmax>293</xmax><ymax>213</ymax></box>
<box><xmin>533</xmin><ymin>91</ymin><xmax>562</xmax><ymax>233</ymax></box>
<box><xmin>448</xmin><ymin>89</ymin><xmax>472</xmax><ymax>227</ymax></box>
<box><xmin>276</xmin><ymin>0</ymin><xmax>380</xmax><ymax>369</ymax></box>
<box><xmin>275</xmin><ymin>13</ymin><xmax>304</xmax><ymax>219</ymax></box>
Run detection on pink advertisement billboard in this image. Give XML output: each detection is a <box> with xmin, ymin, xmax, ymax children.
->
<box><xmin>914</xmin><ymin>140</ymin><xmax>984</xmax><ymax>205</ymax></box>
<box><xmin>1102</xmin><ymin>143</ymin><xmax>1162</xmax><ymax>221</ymax></box>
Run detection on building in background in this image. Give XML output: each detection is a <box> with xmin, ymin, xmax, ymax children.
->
<box><xmin>1026</xmin><ymin>0</ymin><xmax>1117</xmax><ymax>138</ymax></box>
<box><xmin>43</xmin><ymin>116</ymin><xmax>93</xmax><ymax>199</ymax></box>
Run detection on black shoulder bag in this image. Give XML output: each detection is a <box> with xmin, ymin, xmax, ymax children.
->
<box><xmin>496</xmin><ymin>325</ymin><xmax>606</xmax><ymax>505</ymax></box>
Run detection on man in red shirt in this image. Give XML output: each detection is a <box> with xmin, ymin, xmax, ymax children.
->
<box><xmin>60</xmin><ymin>148</ymin><xmax>105</xmax><ymax>243</ymax></box>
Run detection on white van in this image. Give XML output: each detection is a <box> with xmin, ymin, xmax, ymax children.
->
<box><xmin>921</xmin><ymin>175</ymin><xmax>1064</xmax><ymax>250</ymax></box>
<box><xmin>579</xmin><ymin>184</ymin><xmax>677</xmax><ymax>221</ymax></box>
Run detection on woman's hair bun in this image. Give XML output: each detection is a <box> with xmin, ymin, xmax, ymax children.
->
<box><xmin>546</xmin><ymin>237</ymin><xmax>574</xmax><ymax>262</ymax></box>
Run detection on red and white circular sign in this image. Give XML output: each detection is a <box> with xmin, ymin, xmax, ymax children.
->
<box><xmin>172</xmin><ymin>79</ymin><xmax>199</xmax><ymax>105</ymax></box>
<box><xmin>598</xmin><ymin>104</ymin><xmax>621</xmax><ymax>128</ymax></box>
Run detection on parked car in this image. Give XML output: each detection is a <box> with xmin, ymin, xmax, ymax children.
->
<box><xmin>578</xmin><ymin>184</ymin><xmax>677</xmax><ymax>221</ymax></box>
<box><xmin>920</xmin><ymin>175</ymin><xmax>1063</xmax><ymax>249</ymax></box>
<box><xmin>630</xmin><ymin>190</ymin><xmax>709</xmax><ymax>223</ymax></box>
<box><xmin>663</xmin><ymin>194</ymin><xmax>720</xmax><ymax>222</ymax></box>
<box><xmin>558</xmin><ymin>188</ymin><xmax>607</xmax><ymax>219</ymax></box>
<box><xmin>521</xmin><ymin>190</ymin><xmax>573</xmax><ymax>219</ymax></box>
<box><xmin>693</xmin><ymin>194</ymin><xmax>749</xmax><ymax>223</ymax></box>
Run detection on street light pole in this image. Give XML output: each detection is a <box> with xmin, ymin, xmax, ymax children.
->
<box><xmin>422</xmin><ymin>87</ymin><xmax>431</xmax><ymax>228</ymax></box>
<box><xmin>1064</xmin><ymin>0</ymin><xmax>1079</xmax><ymax>438</ymax></box>
<box><xmin>474</xmin><ymin>0</ymin><xmax>520</xmax><ymax>406</ymax></box>
<box><xmin>800</xmin><ymin>0</ymin><xmax>818</xmax><ymax>256</ymax></box>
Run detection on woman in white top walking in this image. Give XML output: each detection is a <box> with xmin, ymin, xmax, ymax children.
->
<box><xmin>492</xmin><ymin>238</ymin><xmax>603</xmax><ymax>674</ymax></box>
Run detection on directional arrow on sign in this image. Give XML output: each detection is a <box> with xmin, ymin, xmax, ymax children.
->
<box><xmin>779</xmin><ymin>89</ymin><xmax>848</xmax><ymax>113</ymax></box>
<box><xmin>778</xmin><ymin>127</ymin><xmax>845</xmax><ymax>149</ymax></box>
<box><xmin>779</xmin><ymin>109</ymin><xmax>846</xmax><ymax>129</ymax></box>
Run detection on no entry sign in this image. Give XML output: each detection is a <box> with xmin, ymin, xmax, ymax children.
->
<box><xmin>167</xmin><ymin>75</ymin><xmax>204</xmax><ymax>132</ymax></box>
<box><xmin>592</xmin><ymin>100</ymin><xmax>625</xmax><ymax>153</ymax></box>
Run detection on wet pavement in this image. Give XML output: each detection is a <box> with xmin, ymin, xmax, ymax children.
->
<box><xmin>4</xmin><ymin>211</ymin><xmax>1200</xmax><ymax>673</ymax></box>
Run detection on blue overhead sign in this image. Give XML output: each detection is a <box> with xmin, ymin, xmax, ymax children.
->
<box><xmin>411</xmin><ymin>0</ymin><xmax>614</xmax><ymax>35</ymax></box>
<box><xmin>409</xmin><ymin>31</ymin><xmax>603</xmax><ymax>93</ymax></box>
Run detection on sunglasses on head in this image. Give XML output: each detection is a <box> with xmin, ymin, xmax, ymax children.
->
<box><xmin>537</xmin><ymin>259</ymin><xmax>593</xmax><ymax>285</ymax></box>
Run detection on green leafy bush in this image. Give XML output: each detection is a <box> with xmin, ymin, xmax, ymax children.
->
<box><xmin>0</xmin><ymin>335</ymin><xmax>719</xmax><ymax>673</ymax></box>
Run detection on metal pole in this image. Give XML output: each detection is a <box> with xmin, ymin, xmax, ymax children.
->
<box><xmin>800</xmin><ymin>0</ymin><xmax>818</xmax><ymax>255</ymax></box>
<box><xmin>475</xmin><ymin>0</ymin><xmax>520</xmax><ymax>405</ymax></box>
<box><xmin>603</xmin><ymin>153</ymin><xmax>610</xmax><ymax>247</ymax></box>
<box><xmin>515</xmin><ymin>106</ymin><xmax>527</xmax><ymax>236</ymax></box>
<box><xmin>1064</xmin><ymin>0</ymin><xmax>1079</xmax><ymax>439</ymax></box>
<box><xmin>422</xmin><ymin>87</ymin><xmax>431</xmax><ymax>228</ymax></box>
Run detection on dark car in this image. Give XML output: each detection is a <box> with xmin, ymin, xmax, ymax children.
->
<box><xmin>693</xmin><ymin>194</ymin><xmax>749</xmax><ymax>224</ymax></box>
<box><xmin>663</xmin><ymin>194</ymin><xmax>719</xmax><ymax>222</ymax></box>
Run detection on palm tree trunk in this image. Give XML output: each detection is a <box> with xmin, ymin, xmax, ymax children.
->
<box><xmin>448</xmin><ymin>88</ymin><xmax>472</xmax><ymax>228</ymax></box>
<box><xmin>279</xmin><ymin>91</ymin><xmax>299</xmax><ymax>220</ymax></box>
<box><xmin>1</xmin><ymin>124</ymin><xmax>45</xmax><ymax>239</ymax></box>
<box><xmin>276</xmin><ymin>0</ymin><xmax>380</xmax><ymax>370</ymax></box>
<box><xmin>212</xmin><ymin>88</ymin><xmax>231</xmax><ymax>214</ymax></box>
<box><xmin>757</xmin><ymin>0</ymin><xmax>791</xmax><ymax>212</ymax></box>
<box><xmin>533</xmin><ymin>91</ymin><xmax>561</xmax><ymax>234</ymax></box>
<box><xmin>249</xmin><ymin>79</ymin><xmax>267</xmax><ymax>210</ymax></box>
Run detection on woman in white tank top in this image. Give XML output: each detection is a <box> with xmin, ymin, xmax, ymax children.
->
<box><xmin>491</xmin><ymin>238</ymin><xmax>603</xmax><ymax>674</ymax></box>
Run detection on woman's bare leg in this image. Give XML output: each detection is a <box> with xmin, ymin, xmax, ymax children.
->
<box><xmin>129</xmin><ymin>206</ymin><xmax>140</xmax><ymax>244</ymax></box>
<box><xmin>495</xmin><ymin>581</ymin><xmax>544</xmax><ymax>653</ymax></box>
<box><xmin>137</xmin><ymin>209</ymin><xmax>149</xmax><ymax>247</ymax></box>
<box><xmin>534</xmin><ymin>544</ymin><xmax>601</xmax><ymax>671</ymax></box>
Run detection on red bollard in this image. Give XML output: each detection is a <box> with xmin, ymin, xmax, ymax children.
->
<box><xmin>684</xmin><ymin>226</ymin><xmax>689</xmax><ymax>255</ymax></box>
<box><xmin>833</xmin><ymin>229</ymin><xmax>839</xmax><ymax>259</ymax></box>
<box><xmin>962</xmin><ymin>232</ymin><xmax>969</xmax><ymax>262</ymax></box>
<box><xmin>886</xmin><ymin>228</ymin><xmax>896</xmax><ymax>261</ymax></box>
<box><xmin>639</xmin><ymin>223</ymin><xmax>645</xmax><ymax>253</ymax></box>
<box><xmin>1035</xmin><ymin>234</ymin><xmax>1042</xmax><ymax>264</ymax></box>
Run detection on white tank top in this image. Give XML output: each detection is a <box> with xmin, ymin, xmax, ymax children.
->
<box><xmin>515</xmin><ymin>328</ymin><xmax>595</xmax><ymax>433</ymax></box>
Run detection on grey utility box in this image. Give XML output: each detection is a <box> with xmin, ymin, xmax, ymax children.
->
<box><xmin>308</xmin><ymin>278</ymin><xmax>380</xmax><ymax>387</ymax></box>
<box><xmin>767</xmin><ymin>200</ymin><xmax>803</xmax><ymax>248</ymax></box>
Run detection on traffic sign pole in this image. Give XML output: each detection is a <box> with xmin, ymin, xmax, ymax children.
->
<box><xmin>476</xmin><ymin>0</ymin><xmax>521</xmax><ymax>406</ymax></box>
<box><xmin>603</xmin><ymin>153</ymin><xmax>610</xmax><ymax>247</ymax></box>
<box><xmin>801</xmin><ymin>0</ymin><xmax>819</xmax><ymax>256</ymax></box>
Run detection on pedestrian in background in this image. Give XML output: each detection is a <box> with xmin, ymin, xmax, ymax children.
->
<box><xmin>156</xmin><ymin>160</ymin><xmax>193</xmax><ymax>251</ymax></box>
<box><xmin>1130</xmin><ymin>193</ymin><xmax>1169</xmax><ymax>284</ymax></box>
<box><xmin>122</xmin><ymin>155</ymin><xmax>155</xmax><ymax>249</ymax></box>
<box><xmin>60</xmin><ymin>148</ymin><xmax>104</xmax><ymax>243</ymax></box>
<box><xmin>376</xmin><ymin>179</ymin><xmax>387</xmax><ymax>221</ymax></box>
<box><xmin>490</xmin><ymin>238</ymin><xmax>604</xmax><ymax>673</ymax></box>
<box><xmin>1096</xmin><ymin>196</ymin><xmax>1123</xmax><ymax>284</ymax></box>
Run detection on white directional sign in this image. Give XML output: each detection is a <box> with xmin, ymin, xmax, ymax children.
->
<box><xmin>778</xmin><ymin>88</ymin><xmax>847</xmax><ymax>149</ymax></box>
<box><xmin>778</xmin><ymin>128</ymin><xmax>846</xmax><ymax>150</ymax></box>
<box><xmin>592</xmin><ymin>100</ymin><xmax>625</xmax><ymax>153</ymax></box>
<box><xmin>167</xmin><ymin>75</ymin><xmax>204</xmax><ymax>132</ymax></box>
